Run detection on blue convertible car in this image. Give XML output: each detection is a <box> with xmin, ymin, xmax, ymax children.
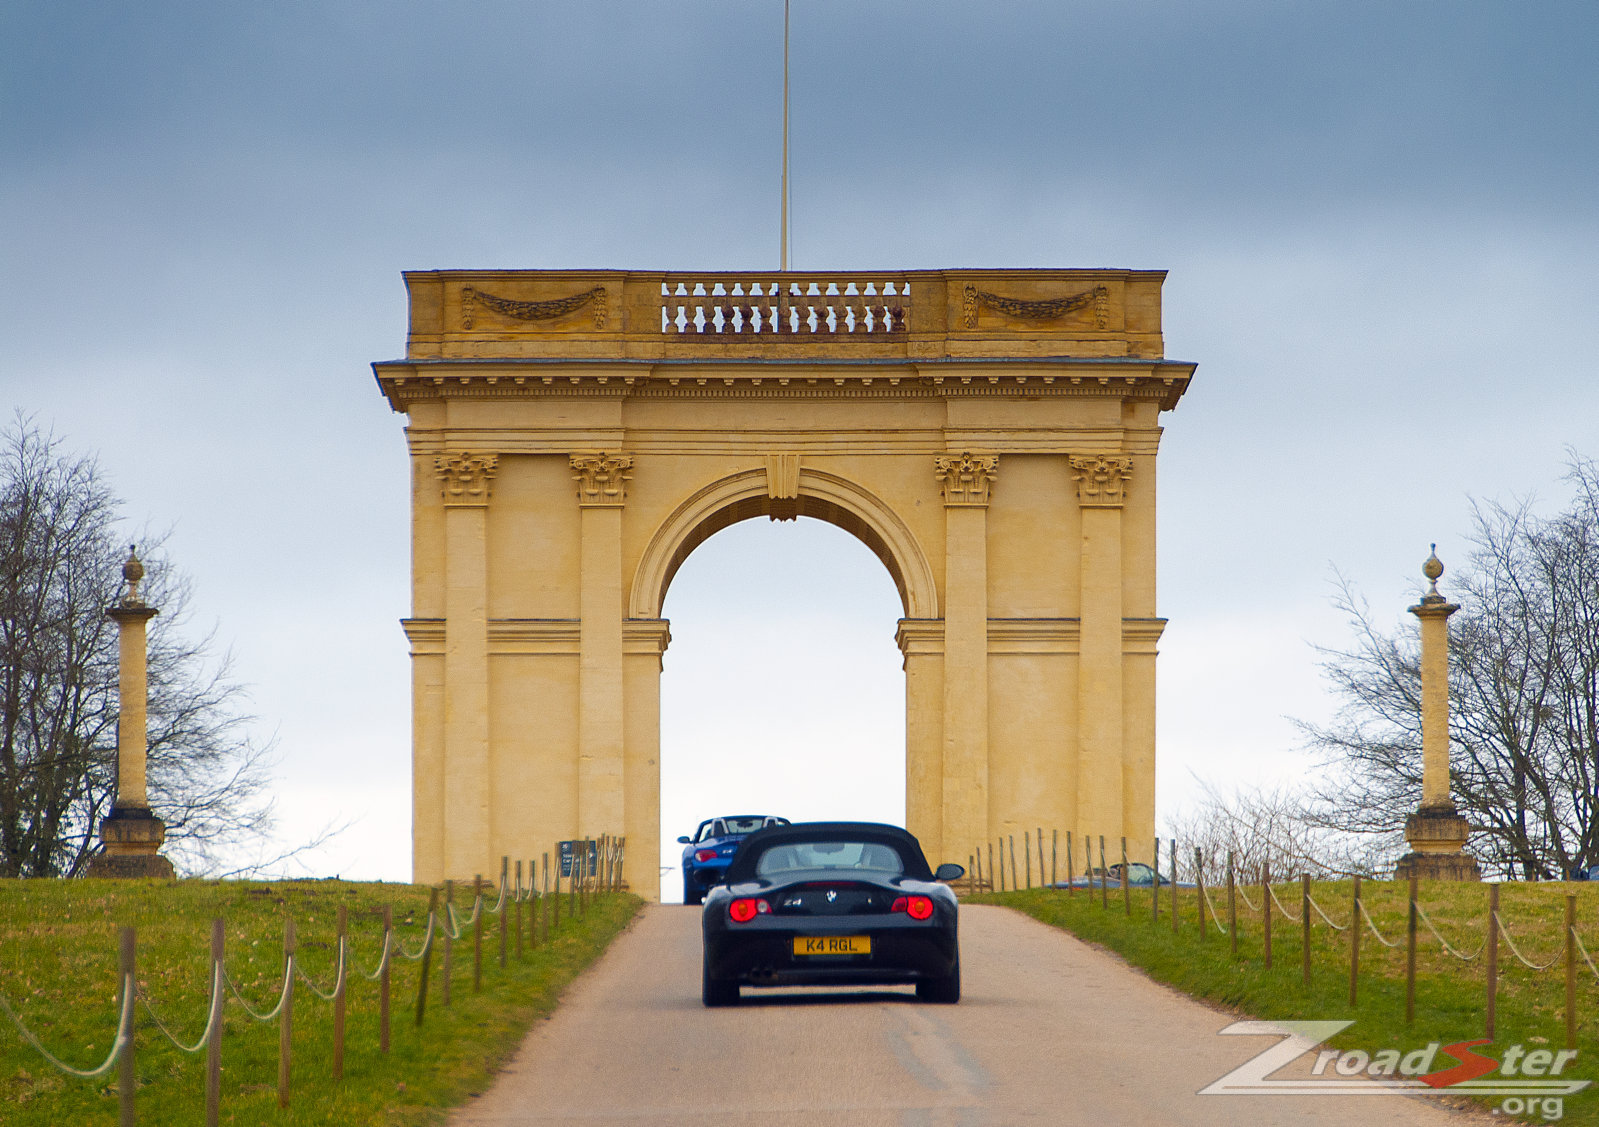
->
<box><xmin>678</xmin><ymin>815</ymin><xmax>789</xmax><ymax>904</ymax></box>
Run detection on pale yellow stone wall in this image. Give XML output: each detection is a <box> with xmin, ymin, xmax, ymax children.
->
<box><xmin>376</xmin><ymin>270</ymin><xmax>1195</xmax><ymax>897</ymax></box>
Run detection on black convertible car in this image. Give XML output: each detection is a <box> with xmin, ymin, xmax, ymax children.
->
<box><xmin>699</xmin><ymin>821</ymin><xmax>965</xmax><ymax>1006</ymax></box>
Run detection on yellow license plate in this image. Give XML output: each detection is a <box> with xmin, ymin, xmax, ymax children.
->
<box><xmin>793</xmin><ymin>935</ymin><xmax>871</xmax><ymax>956</ymax></box>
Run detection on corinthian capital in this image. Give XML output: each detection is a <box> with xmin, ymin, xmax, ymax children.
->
<box><xmin>571</xmin><ymin>453</ymin><xmax>634</xmax><ymax>506</ymax></box>
<box><xmin>1070</xmin><ymin>455</ymin><xmax>1133</xmax><ymax>508</ymax></box>
<box><xmin>435</xmin><ymin>452</ymin><xmax>498</xmax><ymax>505</ymax></box>
<box><xmin>934</xmin><ymin>453</ymin><xmax>999</xmax><ymax>507</ymax></box>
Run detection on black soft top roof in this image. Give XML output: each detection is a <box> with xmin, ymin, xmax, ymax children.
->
<box><xmin>724</xmin><ymin>821</ymin><xmax>932</xmax><ymax>882</ymax></box>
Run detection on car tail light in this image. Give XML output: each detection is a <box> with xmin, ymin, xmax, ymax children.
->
<box><xmin>891</xmin><ymin>895</ymin><xmax>935</xmax><ymax>921</ymax></box>
<box><xmin>728</xmin><ymin>897</ymin><xmax>771</xmax><ymax>924</ymax></box>
<box><xmin>694</xmin><ymin>849</ymin><xmax>718</xmax><ymax>863</ymax></box>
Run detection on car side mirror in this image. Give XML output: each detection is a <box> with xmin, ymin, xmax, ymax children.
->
<box><xmin>676</xmin><ymin>836</ymin><xmax>691</xmax><ymax>844</ymax></box>
<box><xmin>934</xmin><ymin>863</ymin><xmax>965</xmax><ymax>882</ymax></box>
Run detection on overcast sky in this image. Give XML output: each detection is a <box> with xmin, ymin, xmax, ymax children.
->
<box><xmin>4</xmin><ymin>2</ymin><xmax>1596</xmax><ymax>888</ymax></box>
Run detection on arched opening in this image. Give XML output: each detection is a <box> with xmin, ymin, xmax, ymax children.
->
<box><xmin>656</xmin><ymin>512</ymin><xmax>907</xmax><ymax>903</ymax></box>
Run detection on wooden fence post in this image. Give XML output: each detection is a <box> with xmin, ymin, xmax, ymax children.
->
<box><xmin>1153</xmin><ymin>837</ymin><xmax>1161</xmax><ymax>923</ymax></box>
<box><xmin>119</xmin><ymin>926</ymin><xmax>135</xmax><ymax>1127</ymax></box>
<box><xmin>207</xmin><ymin>918</ymin><xmax>222</xmax><ymax>1127</ymax></box>
<box><xmin>1010</xmin><ymin>834</ymin><xmax>1020</xmax><ymax>891</ymax></box>
<box><xmin>1487</xmin><ymin>882</ymin><xmax>1499</xmax><ymax>1039</ymax></box>
<box><xmin>997</xmin><ymin>839</ymin><xmax>1005</xmax><ymax>893</ymax></box>
<box><xmin>1405</xmin><ymin>873</ymin><xmax>1418</xmax><ymax>1025</ymax></box>
<box><xmin>334</xmin><ymin>903</ymin><xmax>347</xmax><ymax>1081</ymax></box>
<box><xmin>541</xmin><ymin>854</ymin><xmax>550</xmax><ymax>945</ymax></box>
<box><xmin>515</xmin><ymin>860</ymin><xmax>524</xmax><ymax>959</ymax></box>
<box><xmin>1263</xmin><ymin>862</ymin><xmax>1273</xmax><ymax>969</ymax></box>
<box><xmin>1099</xmin><ymin>836</ymin><xmax>1109</xmax><ymax>908</ymax></box>
<box><xmin>1051</xmin><ymin>829</ymin><xmax>1058</xmax><ymax>886</ymax></box>
<box><xmin>1349</xmin><ymin>875</ymin><xmax>1361</xmax><ymax>1007</ymax></box>
<box><xmin>553</xmin><ymin>853</ymin><xmax>564</xmax><ymax>932</ymax></box>
<box><xmin>1025</xmin><ymin>830</ymin><xmax>1033</xmax><ymax>890</ymax></box>
<box><xmin>444</xmin><ymin>880</ymin><xmax>456</xmax><ymax>1006</ymax></box>
<box><xmin>1227</xmin><ymin>851</ymin><xmax>1238</xmax><ymax>955</ymax></box>
<box><xmin>1301</xmin><ymin>873</ymin><xmax>1312</xmax><ymax>987</ymax></box>
<box><xmin>1120</xmin><ymin>837</ymin><xmax>1131</xmax><ymax>915</ymax></box>
<box><xmin>473</xmin><ymin>874</ymin><xmax>484</xmax><ymax>993</ymax></box>
<box><xmin>279</xmin><ymin>916</ymin><xmax>295</xmax><ymax>1109</ymax></box>
<box><xmin>1171</xmin><ymin>840</ymin><xmax>1179</xmax><ymax>935</ymax></box>
<box><xmin>500</xmin><ymin>857</ymin><xmax>509</xmax><ymax>969</ymax></box>
<box><xmin>1195</xmin><ymin>847</ymin><xmax>1207</xmax><ymax>942</ymax></box>
<box><xmin>415</xmin><ymin>887</ymin><xmax>439</xmax><ymax>1027</ymax></box>
<box><xmin>988</xmin><ymin>842</ymin><xmax>996</xmax><ymax>894</ymax></box>
<box><xmin>1066</xmin><ymin>832</ymin><xmax>1074</xmax><ymax>897</ymax></box>
<box><xmin>1566</xmin><ymin>894</ymin><xmax>1578</xmax><ymax>1052</ymax></box>
<box><xmin>380</xmin><ymin>904</ymin><xmax>392</xmax><ymax>1051</ymax></box>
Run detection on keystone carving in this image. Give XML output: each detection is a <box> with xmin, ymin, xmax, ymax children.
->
<box><xmin>435</xmin><ymin>453</ymin><xmax>498</xmax><ymax>505</ymax></box>
<box><xmin>571</xmin><ymin>454</ymin><xmax>634</xmax><ymax>506</ymax></box>
<box><xmin>462</xmin><ymin>285</ymin><xmax>608</xmax><ymax>330</ymax></box>
<box><xmin>765</xmin><ymin>454</ymin><xmax>801</xmax><ymax>522</ymax></box>
<box><xmin>934</xmin><ymin>453</ymin><xmax>999</xmax><ymax>507</ymax></box>
<box><xmin>1070</xmin><ymin>455</ymin><xmax>1133</xmax><ymax>508</ymax></box>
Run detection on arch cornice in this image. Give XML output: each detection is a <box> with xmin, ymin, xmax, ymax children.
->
<box><xmin>629</xmin><ymin>467</ymin><xmax>940</xmax><ymax>621</ymax></box>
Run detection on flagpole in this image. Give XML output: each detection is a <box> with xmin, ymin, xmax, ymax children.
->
<box><xmin>781</xmin><ymin>0</ymin><xmax>790</xmax><ymax>272</ymax></box>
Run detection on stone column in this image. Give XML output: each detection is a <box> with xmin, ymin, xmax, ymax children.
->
<box><xmin>1072</xmin><ymin>455</ymin><xmax>1132</xmax><ymax>846</ymax></box>
<box><xmin>438</xmin><ymin>452</ymin><xmax>497</xmax><ymax>879</ymax></box>
<box><xmin>573</xmin><ymin>454</ymin><xmax>632</xmax><ymax>839</ymax></box>
<box><xmin>1395</xmin><ymin>547</ymin><xmax>1480</xmax><ymax>881</ymax></box>
<box><xmin>89</xmin><ymin>548</ymin><xmax>174</xmax><ymax>878</ymax></box>
<box><xmin>934</xmin><ymin>453</ymin><xmax>995</xmax><ymax>861</ymax></box>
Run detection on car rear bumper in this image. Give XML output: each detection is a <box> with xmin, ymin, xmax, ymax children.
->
<box><xmin>685</xmin><ymin>861</ymin><xmax>731</xmax><ymax>890</ymax></box>
<box><xmin>705</xmin><ymin>924</ymin><xmax>957</xmax><ymax>986</ymax></box>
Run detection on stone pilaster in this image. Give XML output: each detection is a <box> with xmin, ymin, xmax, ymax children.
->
<box><xmin>934</xmin><ymin>454</ymin><xmax>996</xmax><ymax>860</ymax></box>
<box><xmin>573</xmin><ymin>454</ymin><xmax>632</xmax><ymax>839</ymax></box>
<box><xmin>1071</xmin><ymin>455</ymin><xmax>1132</xmax><ymax>846</ymax></box>
<box><xmin>897</xmin><ymin>619</ymin><xmax>946</xmax><ymax>866</ymax></box>
<box><xmin>437</xmin><ymin>452</ymin><xmax>496</xmax><ymax>879</ymax></box>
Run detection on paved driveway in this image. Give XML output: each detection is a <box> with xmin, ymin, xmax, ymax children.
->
<box><xmin>451</xmin><ymin>904</ymin><xmax>1499</xmax><ymax>1126</ymax></box>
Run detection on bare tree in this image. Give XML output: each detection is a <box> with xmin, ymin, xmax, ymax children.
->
<box><xmin>0</xmin><ymin>416</ymin><xmax>275</xmax><ymax>876</ymax></box>
<box><xmin>1300</xmin><ymin>454</ymin><xmax>1599</xmax><ymax>880</ymax></box>
<box><xmin>1163</xmin><ymin>778</ymin><xmax>1393</xmax><ymax>886</ymax></box>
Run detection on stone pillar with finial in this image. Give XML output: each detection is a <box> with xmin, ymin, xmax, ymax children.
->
<box><xmin>87</xmin><ymin>547</ymin><xmax>175</xmax><ymax>878</ymax></box>
<box><xmin>1393</xmin><ymin>546</ymin><xmax>1481</xmax><ymax>882</ymax></box>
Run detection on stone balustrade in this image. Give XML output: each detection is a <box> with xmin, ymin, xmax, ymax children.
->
<box><xmin>395</xmin><ymin>268</ymin><xmax>1171</xmax><ymax>363</ymax></box>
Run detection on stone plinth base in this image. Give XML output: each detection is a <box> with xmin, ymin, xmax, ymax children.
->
<box><xmin>1394</xmin><ymin>850</ymin><xmax>1481</xmax><ymax>882</ymax></box>
<box><xmin>86</xmin><ymin>808</ymin><xmax>175</xmax><ymax>879</ymax></box>
<box><xmin>1394</xmin><ymin>805</ymin><xmax>1480</xmax><ymax>882</ymax></box>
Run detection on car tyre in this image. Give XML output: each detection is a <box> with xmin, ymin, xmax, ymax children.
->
<box><xmin>916</xmin><ymin>956</ymin><xmax>960</xmax><ymax>1004</ymax></box>
<box><xmin>702</xmin><ymin>954</ymin><xmax>739</xmax><ymax>1007</ymax></box>
<box><xmin>683</xmin><ymin>877</ymin><xmax>703</xmax><ymax>906</ymax></box>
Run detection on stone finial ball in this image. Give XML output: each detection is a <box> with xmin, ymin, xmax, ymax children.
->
<box><xmin>1423</xmin><ymin>544</ymin><xmax>1444</xmax><ymax>583</ymax></box>
<box><xmin>123</xmin><ymin>546</ymin><xmax>144</xmax><ymax>586</ymax></box>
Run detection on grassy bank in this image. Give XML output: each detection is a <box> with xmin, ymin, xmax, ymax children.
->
<box><xmin>0</xmin><ymin>879</ymin><xmax>641</xmax><ymax>1126</ymax></box>
<box><xmin>975</xmin><ymin>880</ymin><xmax>1599</xmax><ymax>1124</ymax></box>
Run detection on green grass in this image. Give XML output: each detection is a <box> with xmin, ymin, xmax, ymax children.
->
<box><xmin>0</xmin><ymin>878</ymin><xmax>641</xmax><ymax>1126</ymax></box>
<box><xmin>973</xmin><ymin>879</ymin><xmax>1599</xmax><ymax>1124</ymax></box>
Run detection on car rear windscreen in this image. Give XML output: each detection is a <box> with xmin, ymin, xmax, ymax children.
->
<box><xmin>753</xmin><ymin>841</ymin><xmax>906</xmax><ymax>877</ymax></box>
<box><xmin>718</xmin><ymin>817</ymin><xmax>771</xmax><ymax>835</ymax></box>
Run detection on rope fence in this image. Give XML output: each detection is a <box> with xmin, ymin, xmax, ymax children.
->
<box><xmin>0</xmin><ymin>833</ymin><xmax>627</xmax><ymax>1126</ymax></box>
<box><xmin>972</xmin><ymin>829</ymin><xmax>1599</xmax><ymax>1051</ymax></box>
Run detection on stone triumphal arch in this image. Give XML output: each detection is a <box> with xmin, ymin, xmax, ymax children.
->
<box><xmin>374</xmin><ymin>269</ymin><xmax>1195</xmax><ymax>898</ymax></box>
